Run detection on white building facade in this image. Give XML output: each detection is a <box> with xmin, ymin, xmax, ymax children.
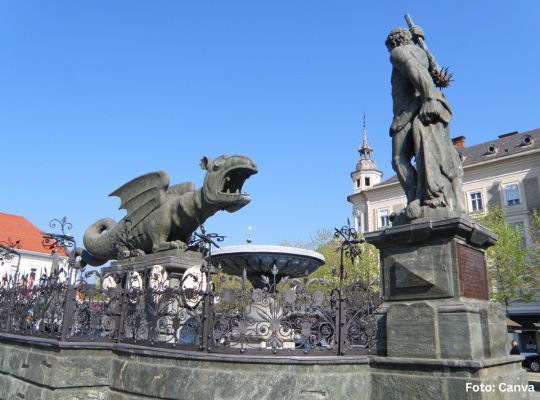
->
<box><xmin>0</xmin><ymin>212</ymin><xmax>70</xmax><ymax>286</ymax></box>
<box><xmin>348</xmin><ymin>128</ymin><xmax>540</xmax><ymax>234</ymax></box>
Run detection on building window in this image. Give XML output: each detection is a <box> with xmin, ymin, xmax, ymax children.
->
<box><xmin>378</xmin><ymin>208</ymin><xmax>391</xmax><ymax>228</ymax></box>
<box><xmin>365</xmin><ymin>177</ymin><xmax>371</xmax><ymax>187</ymax></box>
<box><xmin>356</xmin><ymin>179</ymin><xmax>360</xmax><ymax>188</ymax></box>
<box><xmin>504</xmin><ymin>183</ymin><xmax>521</xmax><ymax>206</ymax></box>
<box><xmin>468</xmin><ymin>190</ymin><xmax>484</xmax><ymax>212</ymax></box>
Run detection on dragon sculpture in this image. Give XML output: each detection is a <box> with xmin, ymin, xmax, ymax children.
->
<box><xmin>78</xmin><ymin>155</ymin><xmax>257</xmax><ymax>267</ymax></box>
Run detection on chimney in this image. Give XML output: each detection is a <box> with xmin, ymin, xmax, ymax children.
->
<box><xmin>452</xmin><ymin>135</ymin><xmax>466</xmax><ymax>149</ymax></box>
<box><xmin>498</xmin><ymin>131</ymin><xmax>519</xmax><ymax>139</ymax></box>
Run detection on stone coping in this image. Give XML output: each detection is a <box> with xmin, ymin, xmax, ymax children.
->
<box><xmin>106</xmin><ymin>248</ymin><xmax>204</xmax><ymax>272</ymax></box>
<box><xmin>377</xmin><ymin>298</ymin><xmax>493</xmax><ymax>314</ymax></box>
<box><xmin>364</xmin><ymin>216</ymin><xmax>498</xmax><ymax>249</ymax></box>
<box><xmin>370</xmin><ymin>355</ymin><xmax>525</xmax><ymax>369</ymax></box>
<box><xmin>0</xmin><ymin>332</ymin><xmax>521</xmax><ymax>369</ymax></box>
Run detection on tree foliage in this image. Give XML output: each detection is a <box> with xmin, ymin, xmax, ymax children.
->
<box><xmin>529</xmin><ymin>209</ymin><xmax>540</xmax><ymax>270</ymax></box>
<box><xmin>281</xmin><ymin>228</ymin><xmax>380</xmax><ymax>290</ymax></box>
<box><xmin>478</xmin><ymin>206</ymin><xmax>539</xmax><ymax>308</ymax></box>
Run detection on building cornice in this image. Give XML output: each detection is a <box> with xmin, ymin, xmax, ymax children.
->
<box><xmin>350</xmin><ymin>169</ymin><xmax>383</xmax><ymax>177</ymax></box>
<box><xmin>347</xmin><ymin>191</ymin><xmax>368</xmax><ymax>203</ymax></box>
<box><xmin>17</xmin><ymin>248</ymin><xmax>69</xmax><ymax>260</ymax></box>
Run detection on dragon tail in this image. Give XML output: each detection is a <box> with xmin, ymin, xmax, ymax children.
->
<box><xmin>82</xmin><ymin>218</ymin><xmax>118</xmax><ymax>265</ymax></box>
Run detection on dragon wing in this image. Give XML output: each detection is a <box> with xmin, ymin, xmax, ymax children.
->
<box><xmin>109</xmin><ymin>171</ymin><xmax>170</xmax><ymax>228</ymax></box>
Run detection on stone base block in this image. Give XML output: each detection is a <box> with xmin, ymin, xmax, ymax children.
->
<box><xmin>370</xmin><ymin>356</ymin><xmax>529</xmax><ymax>400</ymax></box>
<box><xmin>381</xmin><ymin>299</ymin><xmax>507</xmax><ymax>360</ymax></box>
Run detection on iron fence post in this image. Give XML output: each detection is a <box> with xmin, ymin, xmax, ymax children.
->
<box><xmin>338</xmin><ymin>295</ymin><xmax>347</xmax><ymax>355</ymax></box>
<box><xmin>201</xmin><ymin>285</ymin><xmax>212</xmax><ymax>352</ymax></box>
<box><xmin>117</xmin><ymin>273</ymin><xmax>130</xmax><ymax>343</ymax></box>
<box><xmin>4</xmin><ymin>286</ymin><xmax>17</xmax><ymax>333</ymax></box>
<box><xmin>61</xmin><ymin>286</ymin><xmax>77</xmax><ymax>341</ymax></box>
<box><xmin>186</xmin><ymin>225</ymin><xmax>223</xmax><ymax>353</ymax></box>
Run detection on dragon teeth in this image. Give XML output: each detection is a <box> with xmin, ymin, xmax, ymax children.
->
<box><xmin>235</xmin><ymin>189</ymin><xmax>240</xmax><ymax>194</ymax></box>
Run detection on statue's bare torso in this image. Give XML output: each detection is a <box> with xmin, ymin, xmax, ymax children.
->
<box><xmin>390</xmin><ymin>44</ymin><xmax>430</xmax><ymax>118</ymax></box>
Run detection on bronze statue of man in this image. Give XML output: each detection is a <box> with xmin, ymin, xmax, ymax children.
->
<box><xmin>386</xmin><ymin>23</ymin><xmax>464</xmax><ymax>221</ymax></box>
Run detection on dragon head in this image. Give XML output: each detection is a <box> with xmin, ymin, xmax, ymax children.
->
<box><xmin>200</xmin><ymin>155</ymin><xmax>258</xmax><ymax>212</ymax></box>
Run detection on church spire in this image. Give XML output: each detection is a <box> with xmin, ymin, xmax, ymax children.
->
<box><xmin>354</xmin><ymin>114</ymin><xmax>381</xmax><ymax>176</ymax></box>
<box><xmin>359</xmin><ymin>114</ymin><xmax>373</xmax><ymax>160</ymax></box>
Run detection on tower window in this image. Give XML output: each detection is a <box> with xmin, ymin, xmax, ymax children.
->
<box><xmin>365</xmin><ymin>177</ymin><xmax>371</xmax><ymax>187</ymax></box>
<box><xmin>356</xmin><ymin>179</ymin><xmax>360</xmax><ymax>188</ymax></box>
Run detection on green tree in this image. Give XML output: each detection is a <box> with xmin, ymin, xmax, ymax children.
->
<box><xmin>478</xmin><ymin>206</ymin><xmax>538</xmax><ymax>310</ymax></box>
<box><xmin>281</xmin><ymin>228</ymin><xmax>380</xmax><ymax>290</ymax></box>
<box><xmin>529</xmin><ymin>208</ymin><xmax>540</xmax><ymax>271</ymax></box>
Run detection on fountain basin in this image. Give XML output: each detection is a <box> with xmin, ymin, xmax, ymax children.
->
<box><xmin>211</xmin><ymin>245</ymin><xmax>325</xmax><ymax>288</ymax></box>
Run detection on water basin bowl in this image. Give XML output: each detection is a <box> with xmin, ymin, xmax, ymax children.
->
<box><xmin>211</xmin><ymin>245</ymin><xmax>325</xmax><ymax>288</ymax></box>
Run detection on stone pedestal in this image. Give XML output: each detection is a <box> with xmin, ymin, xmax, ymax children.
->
<box><xmin>104</xmin><ymin>248</ymin><xmax>204</xmax><ymax>276</ymax></box>
<box><xmin>365</xmin><ymin>217</ymin><xmax>528</xmax><ymax>399</ymax></box>
<box><xmin>366</xmin><ymin>217</ymin><xmax>495</xmax><ymax>303</ymax></box>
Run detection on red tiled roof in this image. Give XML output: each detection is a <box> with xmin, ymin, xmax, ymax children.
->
<box><xmin>0</xmin><ymin>212</ymin><xmax>66</xmax><ymax>256</ymax></box>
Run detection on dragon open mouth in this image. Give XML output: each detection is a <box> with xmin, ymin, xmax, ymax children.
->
<box><xmin>220</xmin><ymin>167</ymin><xmax>256</xmax><ymax>197</ymax></box>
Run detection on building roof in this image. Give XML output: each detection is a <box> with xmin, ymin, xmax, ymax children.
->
<box><xmin>506</xmin><ymin>318</ymin><xmax>522</xmax><ymax>328</ymax></box>
<box><xmin>0</xmin><ymin>212</ymin><xmax>66</xmax><ymax>256</ymax></box>
<box><xmin>373</xmin><ymin>128</ymin><xmax>540</xmax><ymax>188</ymax></box>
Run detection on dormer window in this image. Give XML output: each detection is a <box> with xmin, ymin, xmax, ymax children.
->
<box><xmin>365</xmin><ymin>177</ymin><xmax>371</xmax><ymax>187</ymax></box>
<box><xmin>487</xmin><ymin>144</ymin><xmax>498</xmax><ymax>155</ymax></box>
<box><xmin>522</xmin><ymin>135</ymin><xmax>533</xmax><ymax>146</ymax></box>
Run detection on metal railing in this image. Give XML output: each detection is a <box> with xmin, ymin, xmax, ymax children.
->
<box><xmin>0</xmin><ymin>221</ymin><xmax>381</xmax><ymax>356</ymax></box>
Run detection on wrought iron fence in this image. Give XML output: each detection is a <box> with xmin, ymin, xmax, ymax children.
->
<box><xmin>0</xmin><ymin>221</ymin><xmax>381</xmax><ymax>356</ymax></box>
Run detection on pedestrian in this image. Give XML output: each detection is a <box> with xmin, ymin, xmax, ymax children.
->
<box><xmin>510</xmin><ymin>339</ymin><xmax>521</xmax><ymax>355</ymax></box>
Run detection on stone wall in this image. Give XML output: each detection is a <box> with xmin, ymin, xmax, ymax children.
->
<box><xmin>0</xmin><ymin>334</ymin><xmax>529</xmax><ymax>400</ymax></box>
<box><xmin>0</xmin><ymin>335</ymin><xmax>371</xmax><ymax>400</ymax></box>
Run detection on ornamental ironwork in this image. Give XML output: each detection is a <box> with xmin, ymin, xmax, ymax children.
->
<box><xmin>41</xmin><ymin>217</ymin><xmax>76</xmax><ymax>253</ymax></box>
<box><xmin>0</xmin><ymin>222</ymin><xmax>381</xmax><ymax>356</ymax></box>
<box><xmin>0</xmin><ymin>238</ymin><xmax>21</xmax><ymax>266</ymax></box>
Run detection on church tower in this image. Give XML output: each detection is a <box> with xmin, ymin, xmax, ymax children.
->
<box><xmin>351</xmin><ymin>116</ymin><xmax>382</xmax><ymax>193</ymax></box>
<box><xmin>350</xmin><ymin>116</ymin><xmax>382</xmax><ymax>232</ymax></box>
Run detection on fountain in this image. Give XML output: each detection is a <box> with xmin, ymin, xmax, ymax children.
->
<box><xmin>211</xmin><ymin>244</ymin><xmax>325</xmax><ymax>288</ymax></box>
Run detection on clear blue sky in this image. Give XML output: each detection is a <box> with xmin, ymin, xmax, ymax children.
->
<box><xmin>1</xmin><ymin>1</ymin><xmax>538</xmax><ymax>248</ymax></box>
